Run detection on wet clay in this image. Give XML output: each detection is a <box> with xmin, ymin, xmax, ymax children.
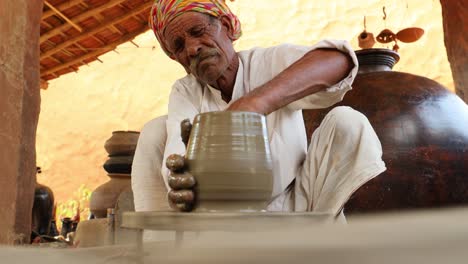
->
<box><xmin>185</xmin><ymin>111</ymin><xmax>273</xmax><ymax>212</ymax></box>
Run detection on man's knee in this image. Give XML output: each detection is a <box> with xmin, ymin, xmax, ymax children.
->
<box><xmin>135</xmin><ymin>115</ymin><xmax>168</xmax><ymax>161</ymax></box>
<box><xmin>143</xmin><ymin>115</ymin><xmax>168</xmax><ymax>137</ymax></box>
<box><xmin>141</xmin><ymin>115</ymin><xmax>168</xmax><ymax>149</ymax></box>
<box><xmin>326</xmin><ymin>106</ymin><xmax>372</xmax><ymax>139</ymax></box>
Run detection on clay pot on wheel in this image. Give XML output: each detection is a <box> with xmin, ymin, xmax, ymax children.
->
<box><xmin>186</xmin><ymin>111</ymin><xmax>273</xmax><ymax>211</ymax></box>
<box><xmin>89</xmin><ymin>174</ymin><xmax>131</xmax><ymax>218</ymax></box>
<box><xmin>104</xmin><ymin>131</ymin><xmax>140</xmax><ymax>156</ymax></box>
<box><xmin>302</xmin><ymin>48</ymin><xmax>468</xmax><ymax>213</ymax></box>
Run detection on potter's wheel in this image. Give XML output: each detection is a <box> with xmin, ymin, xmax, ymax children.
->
<box><xmin>121</xmin><ymin>211</ymin><xmax>334</xmax><ymax>232</ymax></box>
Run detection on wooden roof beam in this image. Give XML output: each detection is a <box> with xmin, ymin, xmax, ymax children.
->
<box><xmin>42</xmin><ymin>0</ymin><xmax>84</xmax><ymax>19</ymax></box>
<box><xmin>132</xmin><ymin>14</ymin><xmax>144</xmax><ymax>24</ymax></box>
<box><xmin>40</xmin><ymin>20</ymin><xmax>55</xmax><ymax>30</ymax></box>
<box><xmin>74</xmin><ymin>43</ymin><xmax>89</xmax><ymax>52</ymax></box>
<box><xmin>40</xmin><ymin>0</ymin><xmax>129</xmax><ymax>42</ymax></box>
<box><xmin>40</xmin><ymin>1</ymin><xmax>152</xmax><ymax>59</ymax></box>
<box><xmin>48</xmin><ymin>55</ymin><xmax>64</xmax><ymax>65</ymax></box>
<box><xmin>41</xmin><ymin>27</ymin><xmax>149</xmax><ymax>77</ymax></box>
<box><xmin>92</xmin><ymin>35</ymin><xmax>106</xmax><ymax>46</ymax></box>
<box><xmin>44</xmin><ymin>0</ymin><xmax>83</xmax><ymax>32</ymax></box>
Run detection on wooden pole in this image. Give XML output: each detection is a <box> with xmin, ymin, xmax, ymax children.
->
<box><xmin>0</xmin><ymin>0</ymin><xmax>42</xmax><ymax>245</ymax></box>
<box><xmin>440</xmin><ymin>0</ymin><xmax>468</xmax><ymax>103</ymax></box>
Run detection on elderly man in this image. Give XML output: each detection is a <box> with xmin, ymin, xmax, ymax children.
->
<box><xmin>132</xmin><ymin>0</ymin><xmax>386</xmax><ymax>217</ymax></box>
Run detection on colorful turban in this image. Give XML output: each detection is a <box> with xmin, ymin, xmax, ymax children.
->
<box><xmin>149</xmin><ymin>0</ymin><xmax>242</xmax><ymax>56</ymax></box>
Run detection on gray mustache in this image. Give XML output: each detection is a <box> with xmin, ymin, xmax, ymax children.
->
<box><xmin>189</xmin><ymin>49</ymin><xmax>219</xmax><ymax>73</ymax></box>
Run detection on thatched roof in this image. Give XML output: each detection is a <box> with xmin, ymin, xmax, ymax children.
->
<box><xmin>40</xmin><ymin>0</ymin><xmax>153</xmax><ymax>83</ymax></box>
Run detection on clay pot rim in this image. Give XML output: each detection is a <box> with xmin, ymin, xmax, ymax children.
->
<box><xmin>355</xmin><ymin>48</ymin><xmax>400</xmax><ymax>63</ymax></box>
<box><xmin>195</xmin><ymin>111</ymin><xmax>265</xmax><ymax>118</ymax></box>
<box><xmin>112</xmin><ymin>130</ymin><xmax>140</xmax><ymax>134</ymax></box>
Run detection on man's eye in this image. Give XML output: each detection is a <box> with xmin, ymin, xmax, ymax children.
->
<box><xmin>173</xmin><ymin>40</ymin><xmax>184</xmax><ymax>52</ymax></box>
<box><xmin>190</xmin><ymin>27</ymin><xmax>205</xmax><ymax>36</ymax></box>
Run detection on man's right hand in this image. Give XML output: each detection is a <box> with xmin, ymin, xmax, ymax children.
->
<box><xmin>166</xmin><ymin>154</ymin><xmax>196</xmax><ymax>212</ymax></box>
<box><xmin>166</xmin><ymin>119</ymin><xmax>196</xmax><ymax>212</ymax></box>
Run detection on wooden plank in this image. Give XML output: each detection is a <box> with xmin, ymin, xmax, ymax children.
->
<box><xmin>40</xmin><ymin>2</ymin><xmax>152</xmax><ymax>59</ymax></box>
<box><xmin>41</xmin><ymin>27</ymin><xmax>149</xmax><ymax>77</ymax></box>
<box><xmin>40</xmin><ymin>0</ymin><xmax>128</xmax><ymax>42</ymax></box>
<box><xmin>121</xmin><ymin>211</ymin><xmax>333</xmax><ymax>232</ymax></box>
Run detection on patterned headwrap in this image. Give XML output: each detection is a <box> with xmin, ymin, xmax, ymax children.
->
<box><xmin>149</xmin><ymin>0</ymin><xmax>242</xmax><ymax>56</ymax></box>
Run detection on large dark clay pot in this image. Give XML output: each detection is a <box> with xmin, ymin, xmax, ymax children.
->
<box><xmin>32</xmin><ymin>183</ymin><xmax>55</xmax><ymax>236</ymax></box>
<box><xmin>303</xmin><ymin>49</ymin><xmax>468</xmax><ymax>214</ymax></box>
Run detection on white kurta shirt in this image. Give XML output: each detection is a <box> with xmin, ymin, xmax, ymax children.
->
<box><xmin>162</xmin><ymin>39</ymin><xmax>359</xmax><ymax>199</ymax></box>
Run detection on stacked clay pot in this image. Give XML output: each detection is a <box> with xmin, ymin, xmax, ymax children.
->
<box><xmin>302</xmin><ymin>48</ymin><xmax>468</xmax><ymax>214</ymax></box>
<box><xmin>89</xmin><ymin>131</ymin><xmax>140</xmax><ymax>218</ymax></box>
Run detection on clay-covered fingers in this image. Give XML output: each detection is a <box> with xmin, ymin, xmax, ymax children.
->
<box><xmin>168</xmin><ymin>190</ymin><xmax>195</xmax><ymax>212</ymax></box>
<box><xmin>168</xmin><ymin>172</ymin><xmax>196</xmax><ymax>190</ymax></box>
<box><xmin>180</xmin><ymin>118</ymin><xmax>192</xmax><ymax>148</ymax></box>
<box><xmin>166</xmin><ymin>154</ymin><xmax>185</xmax><ymax>172</ymax></box>
<box><xmin>167</xmin><ymin>173</ymin><xmax>196</xmax><ymax>212</ymax></box>
<box><xmin>168</xmin><ymin>189</ymin><xmax>195</xmax><ymax>203</ymax></box>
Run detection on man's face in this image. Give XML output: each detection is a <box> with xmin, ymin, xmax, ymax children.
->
<box><xmin>163</xmin><ymin>12</ymin><xmax>236</xmax><ymax>84</ymax></box>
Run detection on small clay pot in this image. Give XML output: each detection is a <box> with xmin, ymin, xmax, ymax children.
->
<box><xmin>186</xmin><ymin>111</ymin><xmax>273</xmax><ymax>212</ymax></box>
<box><xmin>103</xmin><ymin>156</ymin><xmax>134</xmax><ymax>174</ymax></box>
<box><xmin>60</xmin><ymin>217</ymin><xmax>73</xmax><ymax>237</ymax></box>
<box><xmin>358</xmin><ymin>31</ymin><xmax>376</xmax><ymax>49</ymax></box>
<box><xmin>104</xmin><ymin>131</ymin><xmax>140</xmax><ymax>156</ymax></box>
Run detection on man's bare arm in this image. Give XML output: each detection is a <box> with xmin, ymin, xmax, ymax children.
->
<box><xmin>226</xmin><ymin>48</ymin><xmax>354</xmax><ymax>115</ymax></box>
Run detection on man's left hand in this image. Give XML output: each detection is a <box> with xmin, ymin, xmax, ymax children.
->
<box><xmin>225</xmin><ymin>94</ymin><xmax>268</xmax><ymax>114</ymax></box>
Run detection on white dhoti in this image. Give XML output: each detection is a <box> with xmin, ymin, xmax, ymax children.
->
<box><xmin>267</xmin><ymin>106</ymin><xmax>386</xmax><ymax>215</ymax></box>
<box><xmin>132</xmin><ymin>106</ymin><xmax>386</xmax><ymax>217</ymax></box>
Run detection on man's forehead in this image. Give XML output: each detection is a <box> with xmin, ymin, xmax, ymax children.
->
<box><xmin>164</xmin><ymin>12</ymin><xmax>213</xmax><ymax>38</ymax></box>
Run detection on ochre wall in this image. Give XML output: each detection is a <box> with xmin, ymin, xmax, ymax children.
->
<box><xmin>36</xmin><ymin>0</ymin><xmax>455</xmax><ymax>216</ymax></box>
